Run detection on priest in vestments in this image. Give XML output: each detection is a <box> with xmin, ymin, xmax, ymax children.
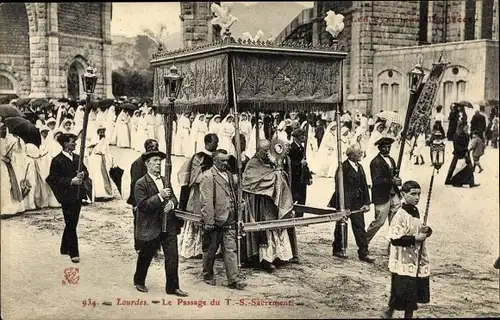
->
<box><xmin>178</xmin><ymin>133</ymin><xmax>219</xmax><ymax>258</ymax></box>
<box><xmin>241</xmin><ymin>139</ymin><xmax>295</xmax><ymax>273</ymax></box>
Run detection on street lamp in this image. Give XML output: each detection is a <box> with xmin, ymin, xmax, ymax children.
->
<box><xmin>77</xmin><ymin>65</ymin><xmax>98</xmax><ymax>199</ymax></box>
<box><xmin>82</xmin><ymin>66</ymin><xmax>98</xmax><ymax>94</ymax></box>
<box><xmin>161</xmin><ymin>64</ymin><xmax>184</xmax><ymax>232</ymax></box>
<box><xmin>408</xmin><ymin>62</ymin><xmax>425</xmax><ymax>94</ymax></box>
<box><xmin>429</xmin><ymin>130</ymin><xmax>445</xmax><ymax>172</ymax></box>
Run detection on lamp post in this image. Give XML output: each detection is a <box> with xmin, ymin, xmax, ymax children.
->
<box><xmin>162</xmin><ymin>64</ymin><xmax>183</xmax><ymax>232</ymax></box>
<box><xmin>76</xmin><ymin>65</ymin><xmax>98</xmax><ymax>198</ymax></box>
<box><xmin>395</xmin><ymin>60</ymin><xmax>425</xmax><ymax>176</ymax></box>
<box><xmin>429</xmin><ymin>131</ymin><xmax>446</xmax><ymax>173</ymax></box>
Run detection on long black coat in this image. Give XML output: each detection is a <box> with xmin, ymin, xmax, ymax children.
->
<box><xmin>328</xmin><ymin>160</ymin><xmax>370</xmax><ymax>210</ymax></box>
<box><xmin>46</xmin><ymin>152</ymin><xmax>89</xmax><ymax>203</ymax></box>
<box><xmin>369</xmin><ymin>154</ymin><xmax>400</xmax><ymax>205</ymax></box>
<box><xmin>288</xmin><ymin>141</ymin><xmax>311</xmax><ymax>204</ymax></box>
<box><xmin>134</xmin><ymin>174</ymin><xmax>181</xmax><ymax>241</ymax></box>
<box><xmin>470</xmin><ymin>113</ymin><xmax>487</xmax><ymax>134</ymax></box>
<box><xmin>127</xmin><ymin>156</ymin><xmax>147</xmax><ymax>206</ymax></box>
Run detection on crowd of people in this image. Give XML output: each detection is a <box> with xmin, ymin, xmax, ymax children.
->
<box><xmin>1</xmin><ymin>96</ymin><xmax>498</xmax><ymax>318</ymax></box>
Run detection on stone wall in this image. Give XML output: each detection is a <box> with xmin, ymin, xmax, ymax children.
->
<box><xmin>58</xmin><ymin>3</ymin><xmax>103</xmax><ymax>39</ymax></box>
<box><xmin>180</xmin><ymin>2</ymin><xmax>217</xmax><ymax>48</ymax></box>
<box><xmin>0</xmin><ymin>3</ymin><xmax>112</xmax><ymax>98</ymax></box>
<box><xmin>373</xmin><ymin>40</ymin><xmax>498</xmax><ymax>119</ymax></box>
<box><xmin>0</xmin><ymin>3</ymin><xmax>30</xmax><ymax>56</ymax></box>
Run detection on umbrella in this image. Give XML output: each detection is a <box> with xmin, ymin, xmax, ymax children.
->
<box><xmin>109</xmin><ymin>166</ymin><xmax>124</xmax><ymax>195</ymax></box>
<box><xmin>14</xmin><ymin>98</ymin><xmax>31</xmax><ymax>108</ymax></box>
<box><xmin>118</xmin><ymin>103</ymin><xmax>139</xmax><ymax>111</ymax></box>
<box><xmin>375</xmin><ymin>110</ymin><xmax>403</xmax><ymax>126</ymax></box>
<box><xmin>0</xmin><ymin>94</ymin><xmax>19</xmax><ymax>104</ymax></box>
<box><xmin>0</xmin><ymin>104</ymin><xmax>25</xmax><ymax>118</ymax></box>
<box><xmin>97</xmin><ymin>98</ymin><xmax>115</xmax><ymax>108</ymax></box>
<box><xmin>457</xmin><ymin>100</ymin><xmax>473</xmax><ymax>108</ymax></box>
<box><xmin>4</xmin><ymin>116</ymin><xmax>42</xmax><ymax>147</ymax></box>
<box><xmin>30</xmin><ymin>98</ymin><xmax>49</xmax><ymax>108</ymax></box>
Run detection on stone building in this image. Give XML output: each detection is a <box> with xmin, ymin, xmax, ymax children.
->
<box><xmin>276</xmin><ymin>0</ymin><xmax>499</xmax><ymax>118</ymax></box>
<box><xmin>0</xmin><ymin>3</ymin><xmax>113</xmax><ymax>100</ymax></box>
<box><xmin>179</xmin><ymin>2</ymin><xmax>221</xmax><ymax>49</ymax></box>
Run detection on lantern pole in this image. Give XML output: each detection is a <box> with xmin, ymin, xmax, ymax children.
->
<box><xmin>336</xmin><ymin>59</ymin><xmax>348</xmax><ymax>255</ymax></box>
<box><xmin>76</xmin><ymin>66</ymin><xmax>97</xmax><ymax>199</ymax></box>
<box><xmin>230</xmin><ymin>57</ymin><xmax>244</xmax><ymax>269</ymax></box>
<box><xmin>162</xmin><ymin>64</ymin><xmax>183</xmax><ymax>232</ymax></box>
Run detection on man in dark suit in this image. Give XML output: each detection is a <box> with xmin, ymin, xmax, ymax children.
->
<box><xmin>133</xmin><ymin>150</ymin><xmax>188</xmax><ymax>297</ymax></box>
<box><xmin>329</xmin><ymin>144</ymin><xmax>374</xmax><ymax>263</ymax></box>
<box><xmin>127</xmin><ymin>139</ymin><xmax>159</xmax><ymax>252</ymax></box>
<box><xmin>365</xmin><ymin>137</ymin><xmax>402</xmax><ymax>243</ymax></box>
<box><xmin>288</xmin><ymin>128</ymin><xmax>312</xmax><ymax>209</ymax></box>
<box><xmin>470</xmin><ymin>106</ymin><xmax>487</xmax><ymax>141</ymax></box>
<box><xmin>200</xmin><ymin>149</ymin><xmax>247</xmax><ymax>290</ymax></box>
<box><xmin>46</xmin><ymin>132</ymin><xmax>89</xmax><ymax>263</ymax></box>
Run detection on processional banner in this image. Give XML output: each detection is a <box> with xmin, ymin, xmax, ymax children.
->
<box><xmin>406</xmin><ymin>62</ymin><xmax>448</xmax><ymax>138</ymax></box>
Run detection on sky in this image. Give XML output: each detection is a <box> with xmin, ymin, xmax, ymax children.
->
<box><xmin>111</xmin><ymin>2</ymin><xmax>314</xmax><ymax>37</ymax></box>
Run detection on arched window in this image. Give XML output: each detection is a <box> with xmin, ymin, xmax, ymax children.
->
<box><xmin>380</xmin><ymin>83</ymin><xmax>389</xmax><ymax>110</ymax></box>
<box><xmin>391</xmin><ymin>83</ymin><xmax>400</xmax><ymax>112</ymax></box>
<box><xmin>456</xmin><ymin>80</ymin><xmax>467</xmax><ymax>101</ymax></box>
<box><xmin>442</xmin><ymin>81</ymin><xmax>454</xmax><ymax>113</ymax></box>
<box><xmin>0</xmin><ymin>74</ymin><xmax>16</xmax><ymax>96</ymax></box>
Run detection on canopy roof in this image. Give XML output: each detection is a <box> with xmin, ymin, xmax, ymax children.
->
<box><xmin>150</xmin><ymin>37</ymin><xmax>347</xmax><ymax>114</ymax></box>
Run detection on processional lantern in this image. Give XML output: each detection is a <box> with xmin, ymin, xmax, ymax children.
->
<box><xmin>82</xmin><ymin>66</ymin><xmax>98</xmax><ymax>95</ymax></box>
<box><xmin>429</xmin><ymin>131</ymin><xmax>445</xmax><ymax>171</ymax></box>
<box><xmin>408</xmin><ymin>60</ymin><xmax>425</xmax><ymax>94</ymax></box>
<box><xmin>163</xmin><ymin>64</ymin><xmax>184</xmax><ymax>103</ymax></box>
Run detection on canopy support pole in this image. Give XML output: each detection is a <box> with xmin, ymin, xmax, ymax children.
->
<box><xmin>336</xmin><ymin>60</ymin><xmax>347</xmax><ymax>255</ymax></box>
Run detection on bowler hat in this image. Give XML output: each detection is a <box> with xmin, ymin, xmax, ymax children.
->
<box><xmin>56</xmin><ymin>132</ymin><xmax>78</xmax><ymax>146</ymax></box>
<box><xmin>374</xmin><ymin>136</ymin><xmax>395</xmax><ymax>146</ymax></box>
<box><xmin>291</xmin><ymin>128</ymin><xmax>305</xmax><ymax>137</ymax></box>
<box><xmin>141</xmin><ymin>150</ymin><xmax>166</xmax><ymax>162</ymax></box>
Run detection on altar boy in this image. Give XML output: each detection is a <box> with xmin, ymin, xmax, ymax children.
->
<box><xmin>382</xmin><ymin>180</ymin><xmax>433</xmax><ymax>319</ymax></box>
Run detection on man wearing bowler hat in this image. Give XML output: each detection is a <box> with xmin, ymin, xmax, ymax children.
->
<box><xmin>133</xmin><ymin>149</ymin><xmax>188</xmax><ymax>297</ymax></box>
<box><xmin>365</xmin><ymin>137</ymin><xmax>402</xmax><ymax>244</ymax></box>
<box><xmin>46</xmin><ymin>131</ymin><xmax>90</xmax><ymax>264</ymax></box>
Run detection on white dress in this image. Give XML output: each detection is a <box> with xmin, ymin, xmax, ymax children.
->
<box><xmin>0</xmin><ymin>133</ymin><xmax>25</xmax><ymax>215</ymax></box>
<box><xmin>115</xmin><ymin>111</ymin><xmax>131</xmax><ymax>148</ymax></box>
<box><xmin>312</xmin><ymin>123</ymin><xmax>338</xmax><ymax>178</ymax></box>
<box><xmin>247</xmin><ymin>122</ymin><xmax>265</xmax><ymax>157</ymax></box>
<box><xmin>156</xmin><ymin>114</ymin><xmax>166</xmax><ymax>153</ymax></box>
<box><xmin>39</xmin><ymin>137</ymin><xmax>60</xmax><ymax>208</ymax></box>
<box><xmin>135</xmin><ymin>114</ymin><xmax>148</xmax><ymax>152</ymax></box>
<box><xmin>218</xmin><ymin>116</ymin><xmax>236</xmax><ymax>155</ymax></box>
<box><xmin>177</xmin><ymin>115</ymin><xmax>192</xmax><ymax>157</ymax></box>
<box><xmin>23</xmin><ymin>144</ymin><xmax>41</xmax><ymax>211</ymax></box>
<box><xmin>88</xmin><ymin>137</ymin><xmax>119</xmax><ymax>200</ymax></box>
<box><xmin>195</xmin><ymin>116</ymin><xmax>208</xmax><ymax>153</ymax></box>
<box><xmin>9</xmin><ymin>135</ymin><xmax>27</xmax><ymax>213</ymax></box>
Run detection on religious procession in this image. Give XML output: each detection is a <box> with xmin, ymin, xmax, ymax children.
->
<box><xmin>1</xmin><ymin>2</ymin><xmax>499</xmax><ymax>320</ymax></box>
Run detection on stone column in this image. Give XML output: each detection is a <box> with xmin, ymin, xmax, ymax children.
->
<box><xmin>493</xmin><ymin>0</ymin><xmax>499</xmax><ymax>40</ymax></box>
<box><xmin>28</xmin><ymin>3</ymin><xmax>50</xmax><ymax>98</ymax></box>
<box><xmin>312</xmin><ymin>2</ymin><xmax>320</xmax><ymax>46</ymax></box>
<box><xmin>47</xmin><ymin>3</ymin><xmax>62</xmax><ymax>98</ymax></box>
<box><xmin>475</xmin><ymin>0</ymin><xmax>483</xmax><ymax>39</ymax></box>
<box><xmin>102</xmin><ymin>2</ymin><xmax>113</xmax><ymax>98</ymax></box>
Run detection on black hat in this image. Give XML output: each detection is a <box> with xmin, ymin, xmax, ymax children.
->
<box><xmin>56</xmin><ymin>132</ymin><xmax>78</xmax><ymax>146</ymax></box>
<box><xmin>291</xmin><ymin>128</ymin><xmax>305</xmax><ymax>137</ymax></box>
<box><xmin>141</xmin><ymin>150</ymin><xmax>166</xmax><ymax>162</ymax></box>
<box><xmin>374</xmin><ymin>137</ymin><xmax>395</xmax><ymax>146</ymax></box>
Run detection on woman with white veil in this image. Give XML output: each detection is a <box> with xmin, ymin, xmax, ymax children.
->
<box><xmin>0</xmin><ymin>125</ymin><xmax>25</xmax><ymax>215</ymax></box>
<box><xmin>105</xmin><ymin>105</ymin><xmax>117</xmax><ymax>142</ymax></box>
<box><xmin>145</xmin><ymin>107</ymin><xmax>157</xmax><ymax>140</ymax></box>
<box><xmin>194</xmin><ymin>114</ymin><xmax>208</xmax><ymax>154</ymax></box>
<box><xmin>188</xmin><ymin>114</ymin><xmax>201</xmax><ymax>154</ymax></box>
<box><xmin>176</xmin><ymin>113</ymin><xmax>192</xmax><ymax>157</ymax></box>
<box><xmin>73</xmin><ymin>105</ymin><xmax>85</xmax><ymax>132</ymax></box>
<box><xmin>312</xmin><ymin>121</ymin><xmax>338</xmax><ymax>178</ymax></box>
<box><xmin>301</xmin><ymin>120</ymin><xmax>316</xmax><ymax>155</ymax></box>
<box><xmin>115</xmin><ymin>109</ymin><xmax>131</xmax><ymax>148</ymax></box>
<box><xmin>156</xmin><ymin>111</ymin><xmax>166</xmax><ymax>153</ymax></box>
<box><xmin>208</xmin><ymin>114</ymin><xmax>221</xmax><ymax>135</ymax></box>
<box><xmin>135</xmin><ymin>110</ymin><xmax>148</xmax><ymax>152</ymax></box>
<box><xmin>247</xmin><ymin>117</ymin><xmax>265</xmax><ymax>157</ymax></box>
<box><xmin>218</xmin><ymin>114</ymin><xmax>236</xmax><ymax>155</ymax></box>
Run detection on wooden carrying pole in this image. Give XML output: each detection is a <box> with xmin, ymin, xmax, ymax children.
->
<box><xmin>230</xmin><ymin>58</ymin><xmax>244</xmax><ymax>268</ymax></box>
<box><xmin>76</xmin><ymin>93</ymin><xmax>92</xmax><ymax>199</ymax></box>
<box><xmin>336</xmin><ymin>60</ymin><xmax>348</xmax><ymax>254</ymax></box>
<box><xmin>162</xmin><ymin>99</ymin><xmax>175</xmax><ymax>232</ymax></box>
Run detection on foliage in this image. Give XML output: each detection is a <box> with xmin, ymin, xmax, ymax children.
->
<box><xmin>112</xmin><ymin>67</ymin><xmax>153</xmax><ymax>98</ymax></box>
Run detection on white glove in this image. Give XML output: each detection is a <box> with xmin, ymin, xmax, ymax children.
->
<box><xmin>164</xmin><ymin>200</ymin><xmax>175</xmax><ymax>213</ymax></box>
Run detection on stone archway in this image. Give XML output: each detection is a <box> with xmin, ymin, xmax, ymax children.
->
<box><xmin>67</xmin><ymin>60</ymin><xmax>85</xmax><ymax>100</ymax></box>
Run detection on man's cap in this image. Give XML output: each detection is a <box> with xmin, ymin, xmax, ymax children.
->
<box><xmin>141</xmin><ymin>150</ymin><xmax>166</xmax><ymax>162</ymax></box>
<box><xmin>374</xmin><ymin>137</ymin><xmax>395</xmax><ymax>146</ymax></box>
<box><xmin>291</xmin><ymin>128</ymin><xmax>305</xmax><ymax>137</ymax></box>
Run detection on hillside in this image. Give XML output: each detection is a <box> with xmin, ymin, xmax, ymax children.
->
<box><xmin>111</xmin><ymin>2</ymin><xmax>307</xmax><ymax>71</ymax></box>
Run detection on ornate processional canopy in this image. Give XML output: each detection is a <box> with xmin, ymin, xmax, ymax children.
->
<box><xmin>150</xmin><ymin>6</ymin><xmax>348</xmax><ymax>114</ymax></box>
